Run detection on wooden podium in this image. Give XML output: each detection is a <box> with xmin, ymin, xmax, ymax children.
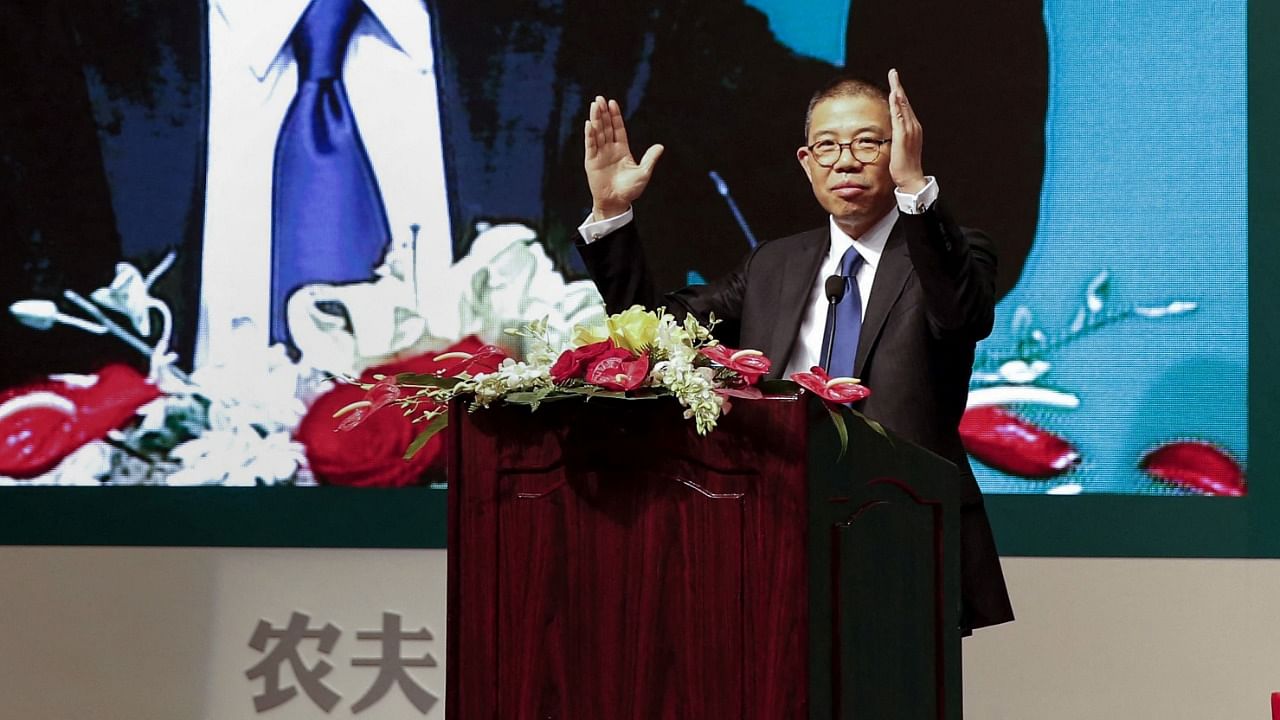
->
<box><xmin>446</xmin><ymin>391</ymin><xmax>961</xmax><ymax>720</ymax></box>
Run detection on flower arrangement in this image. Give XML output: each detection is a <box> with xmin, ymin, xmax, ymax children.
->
<box><xmin>336</xmin><ymin>306</ymin><xmax>776</xmax><ymax>453</ymax></box>
<box><xmin>3</xmin><ymin>225</ymin><xmax>874</xmax><ymax>484</ymax></box>
<box><xmin>335</xmin><ymin>305</ymin><xmax>873</xmax><ymax>457</ymax></box>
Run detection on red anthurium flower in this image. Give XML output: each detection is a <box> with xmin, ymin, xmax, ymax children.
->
<box><xmin>0</xmin><ymin>364</ymin><xmax>159</xmax><ymax>479</ymax></box>
<box><xmin>333</xmin><ymin>378</ymin><xmax>402</xmax><ymax>432</ymax></box>
<box><xmin>1140</xmin><ymin>440</ymin><xmax>1245</xmax><ymax>497</ymax></box>
<box><xmin>584</xmin><ymin>349</ymin><xmax>649</xmax><ymax>391</ymax></box>
<box><xmin>549</xmin><ymin>340</ymin><xmax>615</xmax><ymax>383</ymax></box>
<box><xmin>425</xmin><ymin>342</ymin><xmax>507</xmax><ymax>378</ymax></box>
<box><xmin>700</xmin><ymin>345</ymin><xmax>771</xmax><ymax>385</ymax></box>
<box><xmin>330</xmin><ymin>335</ymin><xmax>509</xmax><ymax>432</ymax></box>
<box><xmin>790</xmin><ymin>366</ymin><xmax>871</xmax><ymax>404</ymax></box>
<box><xmin>959</xmin><ymin>406</ymin><xmax>1079</xmax><ymax>479</ymax></box>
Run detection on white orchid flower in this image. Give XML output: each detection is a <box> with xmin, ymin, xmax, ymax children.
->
<box><xmin>10</xmin><ymin>299</ymin><xmax>107</xmax><ymax>334</ymax></box>
<box><xmin>91</xmin><ymin>262</ymin><xmax>158</xmax><ymax>336</ymax></box>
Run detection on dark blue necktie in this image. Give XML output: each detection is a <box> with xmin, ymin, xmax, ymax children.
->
<box><xmin>820</xmin><ymin>245</ymin><xmax>864</xmax><ymax>378</ymax></box>
<box><xmin>270</xmin><ymin>0</ymin><xmax>390</xmax><ymax>349</ymax></box>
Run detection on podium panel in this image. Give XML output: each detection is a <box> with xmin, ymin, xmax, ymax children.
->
<box><xmin>448</xmin><ymin>394</ymin><xmax>960</xmax><ymax>720</ymax></box>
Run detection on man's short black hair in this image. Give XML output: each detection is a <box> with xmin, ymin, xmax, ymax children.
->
<box><xmin>804</xmin><ymin>77</ymin><xmax>890</xmax><ymax>141</ymax></box>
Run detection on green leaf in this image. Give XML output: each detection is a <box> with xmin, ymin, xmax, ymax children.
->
<box><xmin>558</xmin><ymin>385</ymin><xmax>627</xmax><ymax>400</ymax></box>
<box><xmin>858</xmin><ymin>413</ymin><xmax>893</xmax><ymax>447</ymax></box>
<box><xmin>825</xmin><ymin>404</ymin><xmax>849</xmax><ymax>462</ymax></box>
<box><xmin>503</xmin><ymin>391</ymin><xmax>547</xmax><ymax>404</ymax></box>
<box><xmin>395</xmin><ymin>373</ymin><xmax>462</xmax><ymax>389</ymax></box>
<box><xmin>863</xmin><ymin>416</ymin><xmax>887</xmax><ymax>439</ymax></box>
<box><xmin>503</xmin><ymin>386</ymin><xmax>559</xmax><ymax>410</ymax></box>
<box><xmin>404</xmin><ymin>413</ymin><xmax>449</xmax><ymax>460</ymax></box>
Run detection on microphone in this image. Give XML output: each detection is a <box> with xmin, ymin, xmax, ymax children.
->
<box><xmin>819</xmin><ymin>275</ymin><xmax>846</xmax><ymax>371</ymax></box>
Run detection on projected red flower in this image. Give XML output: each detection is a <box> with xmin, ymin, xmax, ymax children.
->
<box><xmin>1140</xmin><ymin>440</ymin><xmax>1245</xmax><ymax>496</ymax></box>
<box><xmin>298</xmin><ymin>336</ymin><xmax>508</xmax><ymax>487</ymax></box>
<box><xmin>959</xmin><ymin>406</ymin><xmax>1079</xmax><ymax>479</ymax></box>
<box><xmin>0</xmin><ymin>364</ymin><xmax>159</xmax><ymax>479</ymax></box>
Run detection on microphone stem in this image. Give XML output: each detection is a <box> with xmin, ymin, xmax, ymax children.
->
<box><xmin>820</xmin><ymin>300</ymin><xmax>838</xmax><ymax>371</ymax></box>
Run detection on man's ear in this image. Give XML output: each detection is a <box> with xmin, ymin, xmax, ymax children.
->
<box><xmin>796</xmin><ymin>147</ymin><xmax>813</xmax><ymax>181</ymax></box>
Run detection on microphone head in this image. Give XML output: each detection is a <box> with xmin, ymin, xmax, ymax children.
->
<box><xmin>824</xmin><ymin>275</ymin><xmax>846</xmax><ymax>304</ymax></box>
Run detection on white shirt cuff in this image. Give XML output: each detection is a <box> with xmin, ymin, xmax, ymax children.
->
<box><xmin>577</xmin><ymin>207</ymin><xmax>635</xmax><ymax>243</ymax></box>
<box><xmin>894</xmin><ymin>176</ymin><xmax>939</xmax><ymax>214</ymax></box>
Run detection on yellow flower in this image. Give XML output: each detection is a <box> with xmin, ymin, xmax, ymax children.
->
<box><xmin>570</xmin><ymin>322</ymin><xmax>609</xmax><ymax>347</ymax></box>
<box><xmin>606</xmin><ymin>305</ymin><xmax>659</xmax><ymax>353</ymax></box>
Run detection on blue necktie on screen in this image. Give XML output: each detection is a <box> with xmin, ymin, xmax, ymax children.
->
<box><xmin>820</xmin><ymin>245</ymin><xmax>864</xmax><ymax>379</ymax></box>
<box><xmin>270</xmin><ymin>0</ymin><xmax>390</xmax><ymax>349</ymax></box>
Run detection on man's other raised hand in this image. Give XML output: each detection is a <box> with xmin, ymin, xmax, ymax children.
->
<box><xmin>584</xmin><ymin>96</ymin><xmax>664</xmax><ymax>222</ymax></box>
<box><xmin>887</xmin><ymin>69</ymin><xmax>927</xmax><ymax>195</ymax></box>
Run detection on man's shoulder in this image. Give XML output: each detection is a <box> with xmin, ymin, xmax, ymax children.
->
<box><xmin>752</xmin><ymin>226</ymin><xmax>827</xmax><ymax>260</ymax></box>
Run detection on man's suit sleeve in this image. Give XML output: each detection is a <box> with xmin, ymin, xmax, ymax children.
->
<box><xmin>577</xmin><ymin>220</ymin><xmax>752</xmax><ymax>331</ymax></box>
<box><xmin>897</xmin><ymin>198</ymin><xmax>998</xmax><ymax>342</ymax></box>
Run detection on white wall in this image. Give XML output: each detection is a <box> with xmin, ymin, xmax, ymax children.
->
<box><xmin>1</xmin><ymin>548</ymin><xmax>1278</xmax><ymax>719</ymax></box>
<box><xmin>0</xmin><ymin>547</ymin><xmax>447</xmax><ymax>720</ymax></box>
<box><xmin>964</xmin><ymin>558</ymin><xmax>1280</xmax><ymax>720</ymax></box>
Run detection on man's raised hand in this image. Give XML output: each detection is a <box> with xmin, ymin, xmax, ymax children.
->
<box><xmin>887</xmin><ymin>69</ymin><xmax>927</xmax><ymax>194</ymax></box>
<box><xmin>584</xmin><ymin>96</ymin><xmax>664</xmax><ymax>221</ymax></box>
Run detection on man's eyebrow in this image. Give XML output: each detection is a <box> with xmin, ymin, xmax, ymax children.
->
<box><xmin>812</xmin><ymin>125</ymin><xmax>885</xmax><ymax>138</ymax></box>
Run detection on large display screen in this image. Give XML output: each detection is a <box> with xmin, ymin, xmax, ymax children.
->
<box><xmin>0</xmin><ymin>1</ymin><xmax>1247</xmax><ymax>497</ymax></box>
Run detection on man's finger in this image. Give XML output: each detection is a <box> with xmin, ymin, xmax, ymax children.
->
<box><xmin>584</xmin><ymin>119</ymin><xmax>596</xmax><ymax>161</ymax></box>
<box><xmin>607</xmin><ymin>98</ymin><xmax>626</xmax><ymax>147</ymax></box>
<box><xmin>608</xmin><ymin>99</ymin><xmax>632</xmax><ymax>151</ymax></box>
<box><xmin>589</xmin><ymin>100</ymin><xmax>606</xmax><ymax>154</ymax></box>
<box><xmin>888</xmin><ymin>88</ymin><xmax>905</xmax><ymax>135</ymax></box>
<box><xmin>888</xmin><ymin>68</ymin><xmax>909</xmax><ymax>122</ymax></box>
<box><xmin>638</xmin><ymin>143</ymin><xmax>665</xmax><ymax>175</ymax></box>
<box><xmin>592</xmin><ymin>96</ymin><xmax>612</xmax><ymax>144</ymax></box>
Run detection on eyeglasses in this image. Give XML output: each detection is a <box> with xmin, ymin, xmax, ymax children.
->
<box><xmin>805</xmin><ymin>138</ymin><xmax>891</xmax><ymax>167</ymax></box>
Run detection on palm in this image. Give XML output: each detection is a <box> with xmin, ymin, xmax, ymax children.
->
<box><xmin>584</xmin><ymin>97</ymin><xmax>663</xmax><ymax>218</ymax></box>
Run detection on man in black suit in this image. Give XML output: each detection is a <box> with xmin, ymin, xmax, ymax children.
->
<box><xmin>576</xmin><ymin>71</ymin><xmax>1013</xmax><ymax>631</ymax></box>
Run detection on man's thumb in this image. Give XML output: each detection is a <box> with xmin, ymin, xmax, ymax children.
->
<box><xmin>639</xmin><ymin>144</ymin><xmax>665</xmax><ymax>174</ymax></box>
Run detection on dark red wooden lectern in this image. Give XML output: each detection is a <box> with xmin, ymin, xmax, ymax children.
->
<box><xmin>447</xmin><ymin>391</ymin><xmax>961</xmax><ymax>719</ymax></box>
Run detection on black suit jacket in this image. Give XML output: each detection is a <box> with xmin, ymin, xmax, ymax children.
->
<box><xmin>578</xmin><ymin>201</ymin><xmax>1015</xmax><ymax>630</ymax></box>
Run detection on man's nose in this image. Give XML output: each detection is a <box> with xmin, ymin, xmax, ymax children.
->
<box><xmin>832</xmin><ymin>145</ymin><xmax>863</xmax><ymax>173</ymax></box>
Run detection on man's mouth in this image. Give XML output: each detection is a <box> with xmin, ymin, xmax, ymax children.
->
<box><xmin>831</xmin><ymin>182</ymin><xmax>868</xmax><ymax>199</ymax></box>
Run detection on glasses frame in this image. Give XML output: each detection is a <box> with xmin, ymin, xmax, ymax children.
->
<box><xmin>805</xmin><ymin>138</ymin><xmax>892</xmax><ymax>167</ymax></box>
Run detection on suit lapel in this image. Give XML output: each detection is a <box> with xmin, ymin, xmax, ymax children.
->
<box><xmin>854</xmin><ymin>220</ymin><xmax>912</xmax><ymax>376</ymax></box>
<box><xmin>73</xmin><ymin>1</ymin><xmax>209</xmax><ymax>365</ymax></box>
<box><xmin>767</xmin><ymin>227</ymin><xmax>829</xmax><ymax>375</ymax></box>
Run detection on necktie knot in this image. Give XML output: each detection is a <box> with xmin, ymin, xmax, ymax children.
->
<box><xmin>294</xmin><ymin>0</ymin><xmax>363</xmax><ymax>81</ymax></box>
<box><xmin>840</xmin><ymin>245</ymin><xmax>864</xmax><ymax>279</ymax></box>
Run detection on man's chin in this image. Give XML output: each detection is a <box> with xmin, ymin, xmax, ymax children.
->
<box><xmin>830</xmin><ymin>197</ymin><xmax>894</xmax><ymax>221</ymax></box>
<box><xmin>829</xmin><ymin>204</ymin><xmax>871</xmax><ymax>224</ymax></box>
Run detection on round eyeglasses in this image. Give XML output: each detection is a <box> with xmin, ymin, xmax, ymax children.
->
<box><xmin>806</xmin><ymin>138</ymin><xmax>891</xmax><ymax>167</ymax></box>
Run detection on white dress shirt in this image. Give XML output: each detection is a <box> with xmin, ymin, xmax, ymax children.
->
<box><xmin>577</xmin><ymin>178</ymin><xmax>939</xmax><ymax>377</ymax></box>
<box><xmin>197</xmin><ymin>0</ymin><xmax>452</xmax><ymax>370</ymax></box>
<box><xmin>782</xmin><ymin>208</ymin><xmax>897</xmax><ymax>378</ymax></box>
